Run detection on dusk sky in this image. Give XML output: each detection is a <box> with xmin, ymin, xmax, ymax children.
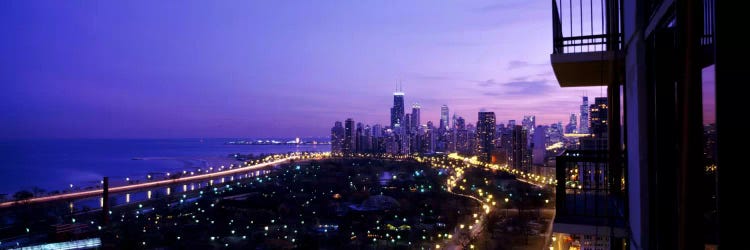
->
<box><xmin>1</xmin><ymin>0</ymin><xmax>603</xmax><ymax>139</ymax></box>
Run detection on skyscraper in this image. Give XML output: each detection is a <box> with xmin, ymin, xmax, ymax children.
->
<box><xmin>355</xmin><ymin>122</ymin><xmax>364</xmax><ymax>153</ymax></box>
<box><xmin>590</xmin><ymin>97</ymin><xmax>608</xmax><ymax>138</ymax></box>
<box><xmin>579</xmin><ymin>96</ymin><xmax>589</xmax><ymax>134</ymax></box>
<box><xmin>343</xmin><ymin>118</ymin><xmax>354</xmax><ymax>154</ymax></box>
<box><xmin>532</xmin><ymin>125</ymin><xmax>547</xmax><ymax>165</ymax></box>
<box><xmin>440</xmin><ymin>105</ymin><xmax>449</xmax><ymax>129</ymax></box>
<box><xmin>476</xmin><ymin>111</ymin><xmax>496</xmax><ymax>162</ymax></box>
<box><xmin>509</xmin><ymin>125</ymin><xmax>529</xmax><ymax>172</ymax></box>
<box><xmin>411</xmin><ymin>103</ymin><xmax>421</xmax><ymax>132</ymax></box>
<box><xmin>372</xmin><ymin>124</ymin><xmax>382</xmax><ymax>138</ymax></box>
<box><xmin>522</xmin><ymin>115</ymin><xmax>536</xmax><ymax>132</ymax></box>
<box><xmin>330</xmin><ymin>121</ymin><xmax>344</xmax><ymax>154</ymax></box>
<box><xmin>363</xmin><ymin>125</ymin><xmax>372</xmax><ymax>152</ymax></box>
<box><xmin>390</xmin><ymin>91</ymin><xmax>405</xmax><ymax>128</ymax></box>
<box><xmin>455</xmin><ymin>116</ymin><xmax>466</xmax><ymax>130</ymax></box>
<box><xmin>404</xmin><ymin>113</ymin><xmax>411</xmax><ymax>132</ymax></box>
<box><xmin>454</xmin><ymin>116</ymin><xmax>470</xmax><ymax>154</ymax></box>
<box><xmin>565</xmin><ymin>113</ymin><xmax>578</xmax><ymax>133</ymax></box>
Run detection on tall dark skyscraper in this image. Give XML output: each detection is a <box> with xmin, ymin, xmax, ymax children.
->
<box><xmin>590</xmin><ymin>97</ymin><xmax>608</xmax><ymax>138</ymax></box>
<box><xmin>372</xmin><ymin>124</ymin><xmax>382</xmax><ymax>138</ymax></box>
<box><xmin>476</xmin><ymin>111</ymin><xmax>496</xmax><ymax>162</ymax></box>
<box><xmin>579</xmin><ymin>96</ymin><xmax>589</xmax><ymax>134</ymax></box>
<box><xmin>390</xmin><ymin>91</ymin><xmax>405</xmax><ymax>128</ymax></box>
<box><xmin>532</xmin><ymin>125</ymin><xmax>547</xmax><ymax>165</ymax></box>
<box><xmin>411</xmin><ymin>103</ymin><xmax>421</xmax><ymax>132</ymax></box>
<box><xmin>454</xmin><ymin>116</ymin><xmax>470</xmax><ymax>154</ymax></box>
<box><xmin>404</xmin><ymin>114</ymin><xmax>411</xmax><ymax>132</ymax></box>
<box><xmin>363</xmin><ymin>125</ymin><xmax>372</xmax><ymax>152</ymax></box>
<box><xmin>330</xmin><ymin>121</ymin><xmax>344</xmax><ymax>154</ymax></box>
<box><xmin>355</xmin><ymin>122</ymin><xmax>364</xmax><ymax>153</ymax></box>
<box><xmin>509</xmin><ymin>125</ymin><xmax>529</xmax><ymax>172</ymax></box>
<box><xmin>343</xmin><ymin>118</ymin><xmax>355</xmax><ymax>154</ymax></box>
<box><xmin>440</xmin><ymin>105</ymin><xmax>449</xmax><ymax>129</ymax></box>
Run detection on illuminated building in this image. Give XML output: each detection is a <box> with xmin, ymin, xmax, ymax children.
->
<box><xmin>390</xmin><ymin>91</ymin><xmax>405</xmax><ymax>128</ymax></box>
<box><xmin>565</xmin><ymin>113</ymin><xmax>577</xmax><ymax>133</ymax></box>
<box><xmin>440</xmin><ymin>105</ymin><xmax>449</xmax><ymax>129</ymax></box>
<box><xmin>579</xmin><ymin>96</ymin><xmax>589</xmax><ymax>134</ymax></box>
<box><xmin>330</xmin><ymin>121</ymin><xmax>344</xmax><ymax>153</ymax></box>
<box><xmin>411</xmin><ymin>103</ymin><xmax>421</xmax><ymax>133</ymax></box>
<box><xmin>343</xmin><ymin>118</ymin><xmax>354</xmax><ymax>154</ymax></box>
<box><xmin>475</xmin><ymin>111</ymin><xmax>496</xmax><ymax>162</ymax></box>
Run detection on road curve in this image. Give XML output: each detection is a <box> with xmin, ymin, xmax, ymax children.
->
<box><xmin>0</xmin><ymin>157</ymin><xmax>297</xmax><ymax>208</ymax></box>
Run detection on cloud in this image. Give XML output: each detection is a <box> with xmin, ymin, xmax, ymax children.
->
<box><xmin>506</xmin><ymin>60</ymin><xmax>550</xmax><ymax>70</ymax></box>
<box><xmin>511</xmin><ymin>76</ymin><xmax>528</xmax><ymax>81</ymax></box>
<box><xmin>475</xmin><ymin>77</ymin><xmax>552</xmax><ymax>95</ymax></box>
<box><xmin>473</xmin><ymin>2</ymin><xmax>529</xmax><ymax>13</ymax></box>
<box><xmin>535</xmin><ymin>71</ymin><xmax>555</xmax><ymax>77</ymax></box>
<box><xmin>507</xmin><ymin>60</ymin><xmax>530</xmax><ymax>69</ymax></box>
<box><xmin>476</xmin><ymin>79</ymin><xmax>499</xmax><ymax>87</ymax></box>
<box><xmin>503</xmin><ymin>80</ymin><xmax>553</xmax><ymax>95</ymax></box>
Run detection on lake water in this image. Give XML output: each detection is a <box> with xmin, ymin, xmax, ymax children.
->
<box><xmin>0</xmin><ymin>139</ymin><xmax>329</xmax><ymax>195</ymax></box>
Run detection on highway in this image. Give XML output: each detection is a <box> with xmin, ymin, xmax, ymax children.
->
<box><xmin>0</xmin><ymin>157</ymin><xmax>298</xmax><ymax>208</ymax></box>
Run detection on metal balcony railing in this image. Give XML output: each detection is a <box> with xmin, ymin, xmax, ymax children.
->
<box><xmin>701</xmin><ymin>0</ymin><xmax>715</xmax><ymax>46</ymax></box>
<box><xmin>647</xmin><ymin>0</ymin><xmax>713</xmax><ymax>46</ymax></box>
<box><xmin>552</xmin><ymin>0</ymin><xmax>623</xmax><ymax>54</ymax></box>
<box><xmin>555</xmin><ymin>150</ymin><xmax>625</xmax><ymax>226</ymax></box>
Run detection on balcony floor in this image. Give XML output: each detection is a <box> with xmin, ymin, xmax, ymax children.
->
<box><xmin>551</xmin><ymin>51</ymin><xmax>622</xmax><ymax>87</ymax></box>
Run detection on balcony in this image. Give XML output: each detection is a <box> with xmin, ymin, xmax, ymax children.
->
<box><xmin>552</xmin><ymin>150</ymin><xmax>627</xmax><ymax>242</ymax></box>
<box><xmin>551</xmin><ymin>0</ymin><xmax>623</xmax><ymax>87</ymax></box>
<box><xmin>647</xmin><ymin>0</ymin><xmax>714</xmax><ymax>67</ymax></box>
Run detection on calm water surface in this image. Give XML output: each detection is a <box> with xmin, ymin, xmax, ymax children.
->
<box><xmin>0</xmin><ymin>139</ymin><xmax>328</xmax><ymax>195</ymax></box>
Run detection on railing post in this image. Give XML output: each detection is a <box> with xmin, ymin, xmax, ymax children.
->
<box><xmin>556</xmin><ymin>153</ymin><xmax>566</xmax><ymax>217</ymax></box>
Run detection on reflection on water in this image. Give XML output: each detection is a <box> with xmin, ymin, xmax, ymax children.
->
<box><xmin>379</xmin><ymin>171</ymin><xmax>392</xmax><ymax>185</ymax></box>
<box><xmin>68</xmin><ymin>169</ymin><xmax>272</xmax><ymax>212</ymax></box>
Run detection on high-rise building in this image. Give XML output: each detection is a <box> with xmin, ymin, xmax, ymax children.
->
<box><xmin>455</xmin><ymin>116</ymin><xmax>466</xmax><ymax>130</ymax></box>
<box><xmin>451</xmin><ymin>113</ymin><xmax>458</xmax><ymax>130</ymax></box>
<box><xmin>454</xmin><ymin>116</ymin><xmax>470</xmax><ymax>154</ymax></box>
<box><xmin>440</xmin><ymin>105</ymin><xmax>449</xmax><ymax>129</ymax></box>
<box><xmin>508</xmin><ymin>120</ymin><xmax>516</xmax><ymax>128</ymax></box>
<box><xmin>522</xmin><ymin>115</ymin><xmax>536</xmax><ymax>132</ymax></box>
<box><xmin>579</xmin><ymin>96</ymin><xmax>589</xmax><ymax>134</ymax></box>
<box><xmin>509</xmin><ymin>125</ymin><xmax>529</xmax><ymax>172</ymax></box>
<box><xmin>565</xmin><ymin>113</ymin><xmax>578</xmax><ymax>133</ymax></box>
<box><xmin>330</xmin><ymin>121</ymin><xmax>344</xmax><ymax>154</ymax></box>
<box><xmin>404</xmin><ymin>113</ymin><xmax>412</xmax><ymax>133</ymax></box>
<box><xmin>390</xmin><ymin>91</ymin><xmax>405</xmax><ymax>128</ymax></box>
<box><xmin>590</xmin><ymin>97</ymin><xmax>608</xmax><ymax>138</ymax></box>
<box><xmin>522</xmin><ymin>115</ymin><xmax>536</xmax><ymax>146</ymax></box>
<box><xmin>372</xmin><ymin>124</ymin><xmax>383</xmax><ymax>138</ymax></box>
<box><xmin>355</xmin><ymin>122</ymin><xmax>364</xmax><ymax>153</ymax></box>
<box><xmin>532</xmin><ymin>125</ymin><xmax>547</xmax><ymax>165</ymax></box>
<box><xmin>343</xmin><ymin>118</ymin><xmax>354</xmax><ymax>154</ymax></box>
<box><xmin>411</xmin><ymin>103</ymin><xmax>421</xmax><ymax>132</ymax></box>
<box><xmin>476</xmin><ymin>111</ymin><xmax>496</xmax><ymax>162</ymax></box>
<box><xmin>363</xmin><ymin>125</ymin><xmax>372</xmax><ymax>152</ymax></box>
<box><xmin>420</xmin><ymin>122</ymin><xmax>436</xmax><ymax>154</ymax></box>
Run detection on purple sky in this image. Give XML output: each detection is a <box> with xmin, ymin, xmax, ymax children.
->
<box><xmin>1</xmin><ymin>0</ymin><xmax>603</xmax><ymax>139</ymax></box>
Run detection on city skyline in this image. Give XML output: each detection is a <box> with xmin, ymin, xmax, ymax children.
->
<box><xmin>1</xmin><ymin>0</ymin><xmax>603</xmax><ymax>139</ymax></box>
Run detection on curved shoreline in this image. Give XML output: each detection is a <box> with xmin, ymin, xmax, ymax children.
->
<box><xmin>0</xmin><ymin>156</ymin><xmax>306</xmax><ymax>208</ymax></box>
